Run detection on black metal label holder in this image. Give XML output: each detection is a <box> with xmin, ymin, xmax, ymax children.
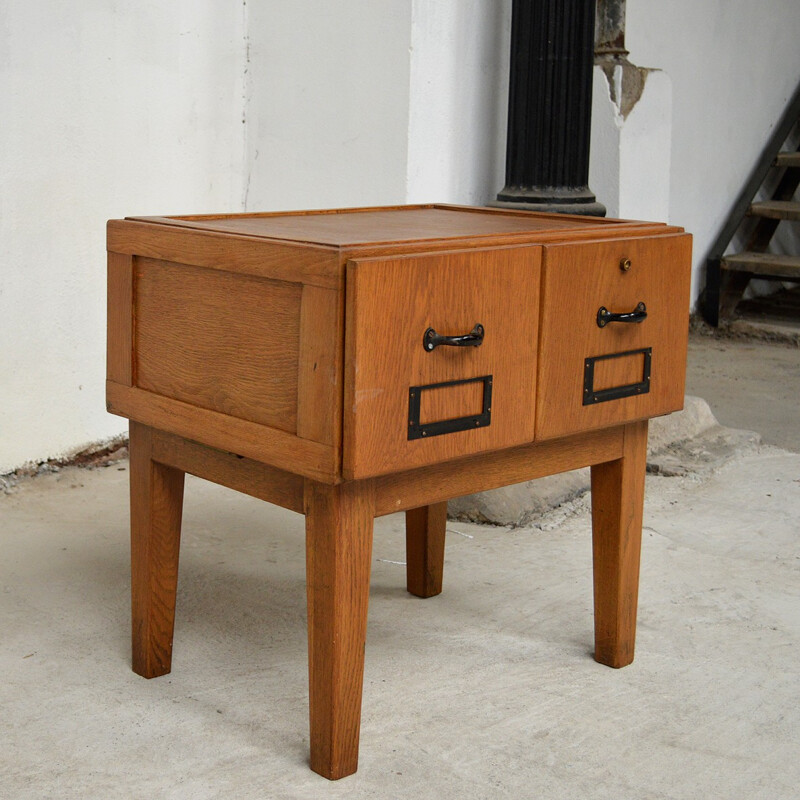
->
<box><xmin>408</xmin><ymin>375</ymin><xmax>493</xmax><ymax>440</ymax></box>
<box><xmin>583</xmin><ymin>348</ymin><xmax>652</xmax><ymax>406</ymax></box>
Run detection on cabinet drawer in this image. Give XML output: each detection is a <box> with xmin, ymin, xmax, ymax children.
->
<box><xmin>344</xmin><ymin>247</ymin><xmax>541</xmax><ymax>479</ymax></box>
<box><xmin>536</xmin><ymin>234</ymin><xmax>692</xmax><ymax>439</ymax></box>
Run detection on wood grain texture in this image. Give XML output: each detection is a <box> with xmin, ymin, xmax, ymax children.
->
<box><xmin>405</xmin><ymin>503</ymin><xmax>448</xmax><ymax>598</ymax></box>
<box><xmin>129</xmin><ymin>422</ymin><xmax>185</xmax><ymax>679</ymax></box>
<box><xmin>107</xmin><ymin>219</ymin><xmax>340</xmax><ymax>289</ymax></box>
<box><xmin>149</xmin><ymin>430</ymin><xmax>304</xmax><ymax>513</ymax></box>
<box><xmin>536</xmin><ymin>233</ymin><xmax>692</xmax><ymax>440</ymax></box>
<box><xmin>126</xmin><ymin>206</ymin><xmax>620</xmax><ymax>246</ymax></box>
<box><xmin>344</xmin><ymin>246</ymin><xmax>541</xmax><ymax>479</ymax></box>
<box><xmin>373</xmin><ymin>426</ymin><xmax>625</xmax><ymax>517</ymax></box>
<box><xmin>305</xmin><ymin>479</ymin><xmax>376</xmax><ymax>780</ymax></box>
<box><xmin>592</xmin><ymin>350</ymin><xmax>646</xmax><ymax>392</ymax></box>
<box><xmin>107</xmin><ymin>252</ymin><xmax>133</xmax><ymax>385</ymax></box>
<box><xmin>135</xmin><ymin>257</ymin><xmax>301</xmax><ymax>433</ymax></box>
<box><xmin>590</xmin><ymin>420</ymin><xmax>648</xmax><ymax>668</ymax></box>
<box><xmin>296</xmin><ymin>285</ymin><xmax>342</xmax><ymax>447</ymax></box>
<box><xmin>418</xmin><ymin>380</ymin><xmax>484</xmax><ymax>425</ymax></box>
<box><xmin>339</xmin><ymin>223</ymin><xmax>681</xmax><ymax>262</ymax></box>
<box><xmin>107</xmin><ymin>381</ymin><xmax>338</xmax><ymax>483</ymax></box>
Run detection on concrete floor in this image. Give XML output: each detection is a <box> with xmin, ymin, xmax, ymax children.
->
<box><xmin>2</xmin><ymin>333</ymin><xmax>799</xmax><ymax>799</ymax></box>
<box><xmin>687</xmin><ymin>335</ymin><xmax>800</xmax><ymax>452</ymax></box>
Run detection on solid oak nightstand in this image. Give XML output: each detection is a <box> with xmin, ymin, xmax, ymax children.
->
<box><xmin>106</xmin><ymin>204</ymin><xmax>691</xmax><ymax>779</ymax></box>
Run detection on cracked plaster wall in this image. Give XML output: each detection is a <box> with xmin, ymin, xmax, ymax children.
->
<box><xmin>589</xmin><ymin>59</ymin><xmax>672</xmax><ymax>221</ymax></box>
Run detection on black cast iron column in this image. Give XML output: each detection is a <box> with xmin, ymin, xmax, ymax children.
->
<box><xmin>496</xmin><ymin>0</ymin><xmax>605</xmax><ymax>215</ymax></box>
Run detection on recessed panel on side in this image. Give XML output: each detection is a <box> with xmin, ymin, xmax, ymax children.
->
<box><xmin>134</xmin><ymin>258</ymin><xmax>302</xmax><ymax>433</ymax></box>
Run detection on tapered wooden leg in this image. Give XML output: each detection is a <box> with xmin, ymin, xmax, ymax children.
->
<box><xmin>590</xmin><ymin>420</ymin><xmax>648</xmax><ymax>669</ymax></box>
<box><xmin>129</xmin><ymin>422</ymin><xmax>185</xmax><ymax>679</ymax></box>
<box><xmin>405</xmin><ymin>502</ymin><xmax>447</xmax><ymax>598</ymax></box>
<box><xmin>305</xmin><ymin>479</ymin><xmax>375</xmax><ymax>780</ymax></box>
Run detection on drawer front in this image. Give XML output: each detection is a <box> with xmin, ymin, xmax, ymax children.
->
<box><xmin>536</xmin><ymin>234</ymin><xmax>692</xmax><ymax>439</ymax></box>
<box><xmin>344</xmin><ymin>247</ymin><xmax>541</xmax><ymax>479</ymax></box>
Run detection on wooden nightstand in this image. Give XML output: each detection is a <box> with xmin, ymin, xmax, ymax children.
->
<box><xmin>106</xmin><ymin>204</ymin><xmax>691</xmax><ymax>779</ymax></box>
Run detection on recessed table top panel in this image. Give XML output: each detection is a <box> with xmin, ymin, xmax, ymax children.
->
<box><xmin>129</xmin><ymin>204</ymin><xmax>640</xmax><ymax>247</ymax></box>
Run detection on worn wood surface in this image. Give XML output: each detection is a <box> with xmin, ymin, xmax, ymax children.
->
<box><xmin>536</xmin><ymin>233</ymin><xmax>691</xmax><ymax>440</ymax></box>
<box><xmin>590</xmin><ymin>420</ymin><xmax>648</xmax><ymax>668</ymax></box>
<box><xmin>129</xmin><ymin>422</ymin><xmax>185</xmax><ymax>679</ymax></box>
<box><xmin>135</xmin><ymin>257</ymin><xmax>301</xmax><ymax>433</ymax></box>
<box><xmin>150</xmin><ymin>430</ymin><xmax>304</xmax><ymax>513</ymax></box>
<box><xmin>722</xmin><ymin>251</ymin><xmax>800</xmax><ymax>280</ymax></box>
<box><xmin>305</xmin><ymin>479</ymin><xmax>376</xmax><ymax>780</ymax></box>
<box><xmin>107</xmin><ymin>382</ymin><xmax>338</xmax><ymax>483</ymax></box>
<box><xmin>749</xmin><ymin>200</ymin><xmax>800</xmax><ymax>221</ymax></box>
<box><xmin>344</xmin><ymin>246</ymin><xmax>541</xmax><ymax>479</ymax></box>
<box><xmin>775</xmin><ymin>151</ymin><xmax>800</xmax><ymax>167</ymax></box>
<box><xmin>106</xmin><ymin>252</ymin><xmax>133</xmax><ymax>386</ymax></box>
<box><xmin>405</xmin><ymin>503</ymin><xmax>448</xmax><ymax>598</ymax></box>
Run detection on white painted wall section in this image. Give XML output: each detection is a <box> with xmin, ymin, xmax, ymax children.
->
<box><xmin>406</xmin><ymin>0</ymin><xmax>510</xmax><ymax>205</ymax></box>
<box><xmin>0</xmin><ymin>1</ymin><xmax>246</xmax><ymax>473</ymax></box>
<box><xmin>243</xmin><ymin>1</ymin><xmax>413</xmax><ymax>211</ymax></box>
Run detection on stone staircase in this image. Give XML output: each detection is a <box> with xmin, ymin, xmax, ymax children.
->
<box><xmin>702</xmin><ymin>81</ymin><xmax>800</xmax><ymax>326</ymax></box>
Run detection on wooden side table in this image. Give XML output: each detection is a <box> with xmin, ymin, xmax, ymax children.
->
<box><xmin>107</xmin><ymin>205</ymin><xmax>691</xmax><ymax>779</ymax></box>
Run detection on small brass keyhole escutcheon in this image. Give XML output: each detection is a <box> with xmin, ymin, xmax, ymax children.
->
<box><xmin>620</xmin><ymin>257</ymin><xmax>632</xmax><ymax>272</ymax></box>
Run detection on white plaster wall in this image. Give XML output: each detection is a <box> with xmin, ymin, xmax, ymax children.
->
<box><xmin>406</xmin><ymin>0</ymin><xmax>511</xmax><ymax>204</ymax></box>
<box><xmin>625</xmin><ymin>1</ymin><xmax>800</xmax><ymax>303</ymax></box>
<box><xmin>0</xmin><ymin>1</ymin><xmax>246</xmax><ymax>473</ymax></box>
<box><xmin>243</xmin><ymin>1</ymin><xmax>413</xmax><ymax>211</ymax></box>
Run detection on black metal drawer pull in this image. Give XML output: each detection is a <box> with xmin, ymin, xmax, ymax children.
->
<box><xmin>596</xmin><ymin>302</ymin><xmax>647</xmax><ymax>328</ymax></box>
<box><xmin>423</xmin><ymin>323</ymin><xmax>484</xmax><ymax>352</ymax></box>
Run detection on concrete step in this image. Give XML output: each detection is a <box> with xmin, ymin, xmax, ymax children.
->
<box><xmin>749</xmin><ymin>200</ymin><xmax>800</xmax><ymax>221</ymax></box>
<box><xmin>775</xmin><ymin>151</ymin><xmax>800</xmax><ymax>167</ymax></box>
<box><xmin>721</xmin><ymin>251</ymin><xmax>800</xmax><ymax>280</ymax></box>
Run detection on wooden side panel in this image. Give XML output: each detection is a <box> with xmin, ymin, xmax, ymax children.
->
<box><xmin>344</xmin><ymin>246</ymin><xmax>541</xmax><ymax>479</ymax></box>
<box><xmin>107</xmin><ymin>252</ymin><xmax>133</xmax><ymax>385</ymax></box>
<box><xmin>536</xmin><ymin>234</ymin><xmax>692</xmax><ymax>440</ymax></box>
<box><xmin>297</xmin><ymin>285</ymin><xmax>343</xmax><ymax>448</ymax></box>
<box><xmin>107</xmin><ymin>381</ymin><xmax>338</xmax><ymax>483</ymax></box>
<box><xmin>107</xmin><ymin>219</ymin><xmax>341</xmax><ymax>289</ymax></box>
<box><xmin>134</xmin><ymin>258</ymin><xmax>301</xmax><ymax>434</ymax></box>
